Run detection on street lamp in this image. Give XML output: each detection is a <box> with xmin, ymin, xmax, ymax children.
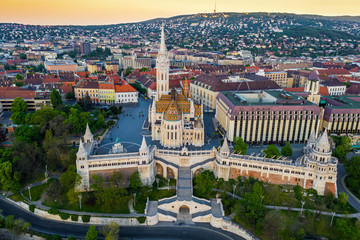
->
<box><xmin>330</xmin><ymin>212</ymin><xmax>336</xmax><ymax>226</ymax></box>
<box><xmin>232</xmin><ymin>184</ymin><xmax>236</xmax><ymax>198</ymax></box>
<box><xmin>300</xmin><ymin>201</ymin><xmax>305</xmax><ymax>216</ymax></box>
<box><xmin>28</xmin><ymin>186</ymin><xmax>32</xmax><ymax>201</ymax></box>
<box><xmin>156</xmin><ymin>178</ymin><xmax>159</xmax><ymax>189</ymax></box>
<box><xmin>167</xmin><ymin>178</ymin><xmax>170</xmax><ymax>191</ymax></box>
<box><xmin>78</xmin><ymin>194</ymin><xmax>82</xmax><ymax>210</ymax></box>
<box><xmin>133</xmin><ymin>193</ymin><xmax>136</xmax><ymax>207</ymax></box>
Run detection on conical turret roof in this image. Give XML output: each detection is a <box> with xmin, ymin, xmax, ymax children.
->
<box><xmin>84</xmin><ymin>123</ymin><xmax>93</xmax><ymax>142</ymax></box>
<box><xmin>315</xmin><ymin>129</ymin><xmax>331</xmax><ymax>152</ymax></box>
<box><xmin>77</xmin><ymin>138</ymin><xmax>87</xmax><ymax>157</ymax></box>
<box><xmin>220</xmin><ymin>137</ymin><xmax>230</xmax><ymax>154</ymax></box>
<box><xmin>308</xmin><ymin>131</ymin><xmax>316</xmax><ymax>143</ymax></box>
<box><xmin>139</xmin><ymin>136</ymin><xmax>149</xmax><ymax>152</ymax></box>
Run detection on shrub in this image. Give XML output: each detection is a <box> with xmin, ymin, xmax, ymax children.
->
<box><xmin>71</xmin><ymin>214</ymin><xmax>79</xmax><ymax>221</ymax></box>
<box><xmin>82</xmin><ymin>215</ymin><xmax>91</xmax><ymax>223</ymax></box>
<box><xmin>29</xmin><ymin>204</ymin><xmax>35</xmax><ymax>213</ymax></box>
<box><xmin>59</xmin><ymin>212</ymin><xmax>70</xmax><ymax>220</ymax></box>
<box><xmin>137</xmin><ymin>217</ymin><xmax>146</xmax><ymax>224</ymax></box>
<box><xmin>47</xmin><ymin>208</ymin><xmax>59</xmax><ymax>215</ymax></box>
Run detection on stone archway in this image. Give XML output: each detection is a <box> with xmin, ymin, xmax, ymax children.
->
<box><xmin>177</xmin><ymin>205</ymin><xmax>191</xmax><ymax>222</ymax></box>
<box><xmin>167</xmin><ymin>167</ymin><xmax>175</xmax><ymax>179</ymax></box>
<box><xmin>156</xmin><ymin>163</ymin><xmax>164</xmax><ymax>176</ymax></box>
<box><xmin>194</xmin><ymin>167</ymin><xmax>204</xmax><ymax>177</ymax></box>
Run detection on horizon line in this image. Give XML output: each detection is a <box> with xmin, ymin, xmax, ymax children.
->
<box><xmin>1</xmin><ymin>11</ymin><xmax>360</xmax><ymax>27</ymax></box>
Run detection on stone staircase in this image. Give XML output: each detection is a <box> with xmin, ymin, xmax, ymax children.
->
<box><xmin>177</xmin><ymin>167</ymin><xmax>192</xmax><ymax>201</ymax></box>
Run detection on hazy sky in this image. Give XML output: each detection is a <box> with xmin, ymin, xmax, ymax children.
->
<box><xmin>1</xmin><ymin>0</ymin><xmax>359</xmax><ymax>25</ymax></box>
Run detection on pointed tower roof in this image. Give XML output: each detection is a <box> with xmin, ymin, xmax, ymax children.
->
<box><xmin>220</xmin><ymin>137</ymin><xmax>230</xmax><ymax>154</ymax></box>
<box><xmin>308</xmin><ymin>131</ymin><xmax>316</xmax><ymax>143</ymax></box>
<box><xmin>84</xmin><ymin>123</ymin><xmax>93</xmax><ymax>142</ymax></box>
<box><xmin>315</xmin><ymin>129</ymin><xmax>331</xmax><ymax>152</ymax></box>
<box><xmin>139</xmin><ymin>136</ymin><xmax>149</xmax><ymax>152</ymax></box>
<box><xmin>77</xmin><ymin>138</ymin><xmax>87</xmax><ymax>157</ymax></box>
<box><xmin>309</xmin><ymin>70</ymin><xmax>320</xmax><ymax>81</ymax></box>
<box><xmin>195</xmin><ymin>118</ymin><xmax>203</xmax><ymax>128</ymax></box>
<box><xmin>159</xmin><ymin>24</ymin><xmax>166</xmax><ymax>53</ymax></box>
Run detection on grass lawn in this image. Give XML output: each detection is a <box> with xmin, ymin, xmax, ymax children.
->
<box><xmin>8</xmin><ymin>192</ymin><xmax>25</xmax><ymax>202</ymax></box>
<box><xmin>134</xmin><ymin>188</ymin><xmax>176</xmax><ymax>214</ymax></box>
<box><xmin>42</xmin><ymin>191</ymin><xmax>130</xmax><ymax>214</ymax></box>
<box><xmin>23</xmin><ymin>184</ymin><xmax>47</xmax><ymax>201</ymax></box>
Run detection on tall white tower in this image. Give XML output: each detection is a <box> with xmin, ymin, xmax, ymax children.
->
<box><xmin>156</xmin><ymin>25</ymin><xmax>170</xmax><ymax>100</ymax></box>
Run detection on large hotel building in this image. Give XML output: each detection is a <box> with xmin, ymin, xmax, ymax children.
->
<box><xmin>322</xmin><ymin>95</ymin><xmax>360</xmax><ymax>135</ymax></box>
<box><xmin>216</xmin><ymin>90</ymin><xmax>322</xmax><ymax>143</ymax></box>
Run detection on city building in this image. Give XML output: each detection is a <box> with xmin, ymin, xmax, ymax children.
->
<box><xmin>99</xmin><ymin>82</ymin><xmax>115</xmax><ymax>104</ymax></box>
<box><xmin>0</xmin><ymin>87</ymin><xmax>51</xmax><ymax>111</ymax></box>
<box><xmin>115</xmin><ymin>84</ymin><xmax>138</xmax><ymax>103</ymax></box>
<box><xmin>148</xmin><ymin>26</ymin><xmax>204</xmax><ymax>148</ymax></box>
<box><xmin>216</xmin><ymin>90</ymin><xmax>321</xmax><ymax>143</ymax></box>
<box><xmin>264</xmin><ymin>71</ymin><xmax>292</xmax><ymax>88</ymax></box>
<box><xmin>80</xmin><ymin>42</ymin><xmax>91</xmax><ymax>55</ymax></box>
<box><xmin>120</xmin><ymin>55</ymin><xmax>151</xmax><ymax>70</ymax></box>
<box><xmin>321</xmin><ymin>78</ymin><xmax>346</xmax><ymax>96</ymax></box>
<box><xmin>322</xmin><ymin>95</ymin><xmax>360</xmax><ymax>135</ymax></box>
<box><xmin>44</xmin><ymin>60</ymin><xmax>77</xmax><ymax>72</ymax></box>
<box><xmin>105</xmin><ymin>62</ymin><xmax>120</xmax><ymax>73</ymax></box>
<box><xmin>190</xmin><ymin>74</ymin><xmax>281</xmax><ymax>110</ymax></box>
<box><xmin>74</xmin><ymin>81</ymin><xmax>99</xmax><ymax>103</ymax></box>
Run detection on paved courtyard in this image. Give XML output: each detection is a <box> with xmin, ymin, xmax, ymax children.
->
<box><xmin>96</xmin><ymin>97</ymin><xmax>222</xmax><ymax>154</ymax></box>
<box><xmin>95</xmin><ymin>96</ymin><xmax>305</xmax><ymax>159</ymax></box>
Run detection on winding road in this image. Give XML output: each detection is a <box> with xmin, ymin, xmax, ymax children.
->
<box><xmin>0</xmin><ymin>197</ymin><xmax>242</xmax><ymax>240</ymax></box>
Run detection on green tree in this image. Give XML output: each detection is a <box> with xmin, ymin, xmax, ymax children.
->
<box><xmin>124</xmin><ymin>67</ymin><xmax>133</xmax><ymax>76</ymax></box>
<box><xmin>78</xmin><ymin>92</ymin><xmax>92</xmax><ymax>111</ymax></box>
<box><xmin>85</xmin><ymin>226</ymin><xmax>98</xmax><ymax>240</ymax></box>
<box><xmin>238</xmin><ymin>182</ymin><xmax>265</xmax><ymax>224</ymax></box>
<box><xmin>60</xmin><ymin>165</ymin><xmax>81</xmax><ymax>193</ymax></box>
<box><xmin>11</xmin><ymin>97</ymin><xmax>27</xmax><ymax>113</ymax></box>
<box><xmin>263</xmin><ymin>145</ymin><xmax>281</xmax><ymax>158</ymax></box>
<box><xmin>129</xmin><ymin>171</ymin><xmax>142</xmax><ymax>191</ymax></box>
<box><xmin>281</xmin><ymin>142</ymin><xmax>293</xmax><ymax>156</ymax></box>
<box><xmin>0</xmin><ymin>161</ymin><xmax>20</xmax><ymax>191</ymax></box>
<box><xmin>233</xmin><ymin>137</ymin><xmax>247</xmax><ymax>155</ymax></box>
<box><xmin>65</xmin><ymin>91</ymin><xmax>75</xmax><ymax>100</ymax></box>
<box><xmin>15</xmin><ymin>73</ymin><xmax>23</xmax><ymax>80</ymax></box>
<box><xmin>101</xmin><ymin>221</ymin><xmax>120</xmax><ymax>240</ymax></box>
<box><xmin>139</xmin><ymin>67</ymin><xmax>149</xmax><ymax>72</ymax></box>
<box><xmin>333</xmin><ymin>145</ymin><xmax>346</xmax><ymax>161</ymax></box>
<box><xmin>50</xmin><ymin>89</ymin><xmax>63</xmax><ymax>108</ymax></box>
<box><xmin>193</xmin><ymin>170</ymin><xmax>216</xmax><ymax>198</ymax></box>
<box><xmin>95</xmin><ymin>114</ymin><xmax>105</xmax><ymax>130</ymax></box>
<box><xmin>10</xmin><ymin>112</ymin><xmax>26</xmax><ymax>125</ymax></box>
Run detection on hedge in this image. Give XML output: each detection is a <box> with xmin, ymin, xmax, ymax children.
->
<box><xmin>29</xmin><ymin>204</ymin><xmax>35</xmax><ymax>213</ymax></box>
<box><xmin>137</xmin><ymin>217</ymin><xmax>146</xmax><ymax>224</ymax></box>
<box><xmin>47</xmin><ymin>208</ymin><xmax>59</xmax><ymax>215</ymax></box>
<box><xmin>59</xmin><ymin>212</ymin><xmax>70</xmax><ymax>220</ymax></box>
<box><xmin>71</xmin><ymin>214</ymin><xmax>78</xmax><ymax>221</ymax></box>
<box><xmin>81</xmin><ymin>215</ymin><xmax>91</xmax><ymax>223</ymax></box>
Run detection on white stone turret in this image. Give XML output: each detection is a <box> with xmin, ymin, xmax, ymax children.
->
<box><xmin>315</xmin><ymin>129</ymin><xmax>331</xmax><ymax>154</ymax></box>
<box><xmin>77</xmin><ymin>138</ymin><xmax>87</xmax><ymax>159</ymax></box>
<box><xmin>83</xmin><ymin>123</ymin><xmax>93</xmax><ymax>143</ymax></box>
<box><xmin>190</xmin><ymin>99</ymin><xmax>195</xmax><ymax>118</ymax></box>
<box><xmin>139</xmin><ymin>136</ymin><xmax>149</xmax><ymax>156</ymax></box>
<box><xmin>220</xmin><ymin>137</ymin><xmax>230</xmax><ymax>157</ymax></box>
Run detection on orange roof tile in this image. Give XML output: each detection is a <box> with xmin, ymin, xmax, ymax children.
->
<box><xmin>115</xmin><ymin>84</ymin><xmax>137</xmax><ymax>93</ymax></box>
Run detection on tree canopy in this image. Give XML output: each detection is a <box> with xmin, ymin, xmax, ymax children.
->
<box><xmin>233</xmin><ymin>137</ymin><xmax>247</xmax><ymax>155</ymax></box>
<box><xmin>281</xmin><ymin>142</ymin><xmax>293</xmax><ymax>157</ymax></box>
<box><xmin>50</xmin><ymin>89</ymin><xmax>63</xmax><ymax>108</ymax></box>
<box><xmin>263</xmin><ymin>145</ymin><xmax>281</xmax><ymax>158</ymax></box>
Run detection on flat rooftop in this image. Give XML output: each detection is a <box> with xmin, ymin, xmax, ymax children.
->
<box><xmin>323</xmin><ymin>95</ymin><xmax>360</xmax><ymax>109</ymax></box>
<box><xmin>221</xmin><ymin>90</ymin><xmax>313</xmax><ymax>106</ymax></box>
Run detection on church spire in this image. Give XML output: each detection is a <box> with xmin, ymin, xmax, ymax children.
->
<box><xmin>159</xmin><ymin>24</ymin><xmax>166</xmax><ymax>53</ymax></box>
